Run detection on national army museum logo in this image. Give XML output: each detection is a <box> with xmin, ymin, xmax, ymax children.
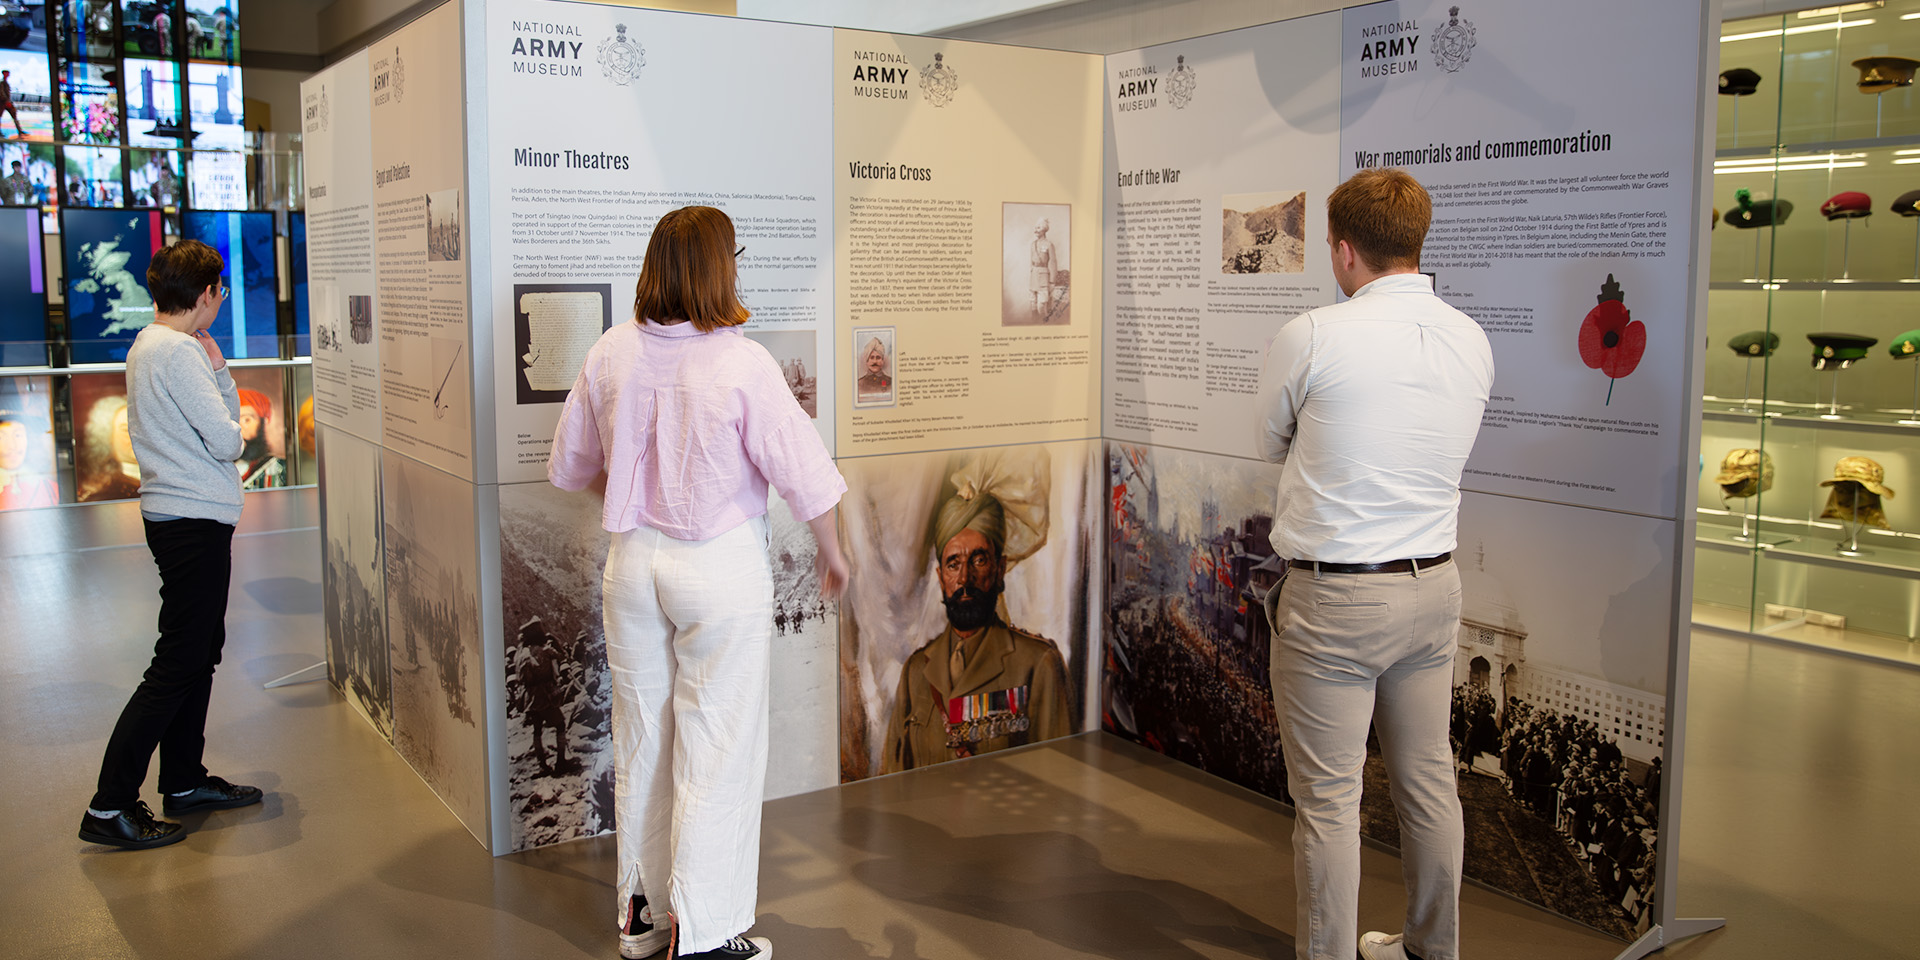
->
<box><xmin>1431</xmin><ymin>5</ymin><xmax>1478</xmax><ymax>73</ymax></box>
<box><xmin>1352</xmin><ymin>5</ymin><xmax>1478</xmax><ymax>80</ymax></box>
<box><xmin>506</xmin><ymin>19</ymin><xmax>597</xmax><ymax>79</ymax></box>
<box><xmin>921</xmin><ymin>52</ymin><xmax>959</xmax><ymax>106</ymax></box>
<box><xmin>304</xmin><ymin>84</ymin><xmax>329</xmax><ymax>134</ymax></box>
<box><xmin>598</xmin><ymin>24</ymin><xmax>645</xmax><ymax>85</ymax></box>
<box><xmin>1115</xmin><ymin>55</ymin><xmax>1198</xmax><ymax>114</ymax></box>
<box><xmin>850</xmin><ymin>48</ymin><xmax>913</xmax><ymax>101</ymax></box>
<box><xmin>372</xmin><ymin>48</ymin><xmax>403</xmax><ymax>105</ymax></box>
<box><xmin>1167</xmin><ymin>55</ymin><xmax>1196</xmax><ymax>109</ymax></box>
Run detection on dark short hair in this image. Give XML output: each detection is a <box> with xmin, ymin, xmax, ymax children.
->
<box><xmin>146</xmin><ymin>239</ymin><xmax>225</xmax><ymax>314</ymax></box>
<box><xmin>633</xmin><ymin>206</ymin><xmax>749</xmax><ymax>333</ymax></box>
<box><xmin>1326</xmin><ymin>168</ymin><xmax>1431</xmax><ymax>272</ymax></box>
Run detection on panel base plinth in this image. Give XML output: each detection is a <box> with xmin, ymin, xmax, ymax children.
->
<box><xmin>263</xmin><ymin>661</ymin><xmax>329</xmax><ymax>688</ymax></box>
<box><xmin>1612</xmin><ymin>918</ymin><xmax>1727</xmax><ymax>960</ymax></box>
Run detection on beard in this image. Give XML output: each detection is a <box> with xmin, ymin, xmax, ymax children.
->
<box><xmin>942</xmin><ymin>581</ymin><xmax>1004</xmax><ymax>633</ymax></box>
<box><xmin>240</xmin><ymin>434</ymin><xmax>269</xmax><ymax>464</ymax></box>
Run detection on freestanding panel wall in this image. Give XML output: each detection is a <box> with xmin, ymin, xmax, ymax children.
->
<box><xmin>312</xmin><ymin>3</ymin><xmax>1717</xmax><ymax>950</ymax></box>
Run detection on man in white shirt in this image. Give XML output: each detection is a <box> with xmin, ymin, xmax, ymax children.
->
<box><xmin>1254</xmin><ymin>168</ymin><xmax>1493</xmax><ymax>960</ymax></box>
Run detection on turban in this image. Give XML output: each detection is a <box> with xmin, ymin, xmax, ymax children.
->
<box><xmin>237</xmin><ymin>388</ymin><xmax>273</xmax><ymax>419</ymax></box>
<box><xmin>929</xmin><ymin>447</ymin><xmax>1050</xmax><ymax>567</ymax></box>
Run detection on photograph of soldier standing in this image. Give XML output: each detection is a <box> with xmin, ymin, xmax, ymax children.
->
<box><xmin>1253</xmin><ymin>168</ymin><xmax>1494</xmax><ymax>960</ymax></box>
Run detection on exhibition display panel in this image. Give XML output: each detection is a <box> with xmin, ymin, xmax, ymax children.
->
<box><xmin>1701</xmin><ymin>4</ymin><xmax>1920</xmax><ymax>644</ymax></box>
<box><xmin>307</xmin><ymin>1</ymin><xmax>1722</xmax><ymax>955</ymax></box>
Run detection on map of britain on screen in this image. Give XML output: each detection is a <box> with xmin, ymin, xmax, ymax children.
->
<box><xmin>65</xmin><ymin>210</ymin><xmax>161</xmax><ymax>364</ymax></box>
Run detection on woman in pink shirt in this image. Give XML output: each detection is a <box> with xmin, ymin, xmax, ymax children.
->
<box><xmin>549</xmin><ymin>206</ymin><xmax>848</xmax><ymax>960</ymax></box>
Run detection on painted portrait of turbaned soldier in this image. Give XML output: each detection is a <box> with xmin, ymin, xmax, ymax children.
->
<box><xmin>838</xmin><ymin>442</ymin><xmax>1094</xmax><ymax>781</ymax></box>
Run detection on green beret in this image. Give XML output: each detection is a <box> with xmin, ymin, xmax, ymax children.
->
<box><xmin>1726</xmin><ymin>330</ymin><xmax>1780</xmax><ymax>358</ymax></box>
<box><xmin>1890</xmin><ymin>329</ymin><xmax>1920</xmax><ymax>359</ymax></box>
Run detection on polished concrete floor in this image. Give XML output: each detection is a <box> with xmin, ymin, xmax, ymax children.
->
<box><xmin>4</xmin><ymin>489</ymin><xmax>1916</xmax><ymax>959</ymax></box>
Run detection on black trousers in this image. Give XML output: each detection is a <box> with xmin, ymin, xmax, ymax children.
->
<box><xmin>90</xmin><ymin>517</ymin><xmax>236</xmax><ymax>811</ymax></box>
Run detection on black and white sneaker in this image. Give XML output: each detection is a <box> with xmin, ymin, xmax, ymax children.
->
<box><xmin>620</xmin><ymin>895</ymin><xmax>668</xmax><ymax>959</ymax></box>
<box><xmin>672</xmin><ymin>932</ymin><xmax>771</xmax><ymax>959</ymax></box>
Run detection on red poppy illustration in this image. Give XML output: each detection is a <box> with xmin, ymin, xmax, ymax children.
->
<box><xmin>1578</xmin><ymin>274</ymin><xmax>1645</xmax><ymax>405</ymax></box>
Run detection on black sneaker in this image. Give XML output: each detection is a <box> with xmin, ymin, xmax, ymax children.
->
<box><xmin>163</xmin><ymin>775</ymin><xmax>263</xmax><ymax>816</ymax></box>
<box><xmin>79</xmin><ymin>801</ymin><xmax>185</xmax><ymax>850</ymax></box>
<box><xmin>620</xmin><ymin>894</ymin><xmax>668</xmax><ymax>959</ymax></box>
<box><xmin>673</xmin><ymin>933</ymin><xmax>771</xmax><ymax>959</ymax></box>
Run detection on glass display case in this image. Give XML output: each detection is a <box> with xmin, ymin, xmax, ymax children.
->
<box><xmin>1701</xmin><ymin>3</ymin><xmax>1920</xmax><ymax>648</ymax></box>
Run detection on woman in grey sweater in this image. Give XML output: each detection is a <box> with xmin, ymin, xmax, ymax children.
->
<box><xmin>79</xmin><ymin>239</ymin><xmax>265</xmax><ymax>850</ymax></box>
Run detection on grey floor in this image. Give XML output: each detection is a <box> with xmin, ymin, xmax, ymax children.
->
<box><xmin>3</xmin><ymin>489</ymin><xmax>1915</xmax><ymax>960</ymax></box>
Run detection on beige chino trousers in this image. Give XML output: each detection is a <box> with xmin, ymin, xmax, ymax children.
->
<box><xmin>1268</xmin><ymin>559</ymin><xmax>1465</xmax><ymax>960</ymax></box>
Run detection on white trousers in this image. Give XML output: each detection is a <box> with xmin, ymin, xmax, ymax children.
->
<box><xmin>1269</xmin><ymin>560</ymin><xmax>1465</xmax><ymax>960</ymax></box>
<box><xmin>605</xmin><ymin>517</ymin><xmax>773</xmax><ymax>954</ymax></box>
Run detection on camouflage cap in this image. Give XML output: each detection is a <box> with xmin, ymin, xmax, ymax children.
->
<box><xmin>1854</xmin><ymin>56</ymin><xmax>1920</xmax><ymax>94</ymax></box>
<box><xmin>1889</xmin><ymin>329</ymin><xmax>1920</xmax><ymax>359</ymax></box>
<box><xmin>1726</xmin><ymin>329</ymin><xmax>1780</xmax><ymax>358</ymax></box>
<box><xmin>1808</xmin><ymin>332</ymin><xmax>1876</xmax><ymax>370</ymax></box>
<box><xmin>1821</xmin><ymin>483</ymin><xmax>1889</xmax><ymax>529</ymax></box>
<box><xmin>1819</xmin><ymin>455</ymin><xmax>1895</xmax><ymax>498</ymax></box>
<box><xmin>1714</xmin><ymin>448</ymin><xmax>1774</xmax><ymax>489</ymax></box>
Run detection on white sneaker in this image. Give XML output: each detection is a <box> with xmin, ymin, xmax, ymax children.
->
<box><xmin>1358</xmin><ymin>931</ymin><xmax>1410</xmax><ymax>960</ymax></box>
<box><xmin>620</xmin><ymin>899</ymin><xmax>668</xmax><ymax>958</ymax></box>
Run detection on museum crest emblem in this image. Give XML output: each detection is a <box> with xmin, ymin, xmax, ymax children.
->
<box><xmin>1430</xmin><ymin>6</ymin><xmax>1476</xmax><ymax>73</ymax></box>
<box><xmin>1167</xmin><ymin>54</ymin><xmax>1196</xmax><ymax>109</ymax></box>
<box><xmin>392</xmin><ymin>47</ymin><xmax>406</xmax><ymax>101</ymax></box>
<box><xmin>319</xmin><ymin>86</ymin><xmax>330</xmax><ymax>131</ymax></box>
<box><xmin>920</xmin><ymin>52</ymin><xmax>959</xmax><ymax>107</ymax></box>
<box><xmin>598</xmin><ymin>24</ymin><xmax>645</xmax><ymax>85</ymax></box>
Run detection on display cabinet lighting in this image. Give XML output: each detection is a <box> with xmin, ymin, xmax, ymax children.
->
<box><xmin>1722</xmin><ymin>18</ymin><xmax>1875</xmax><ymax>42</ymax></box>
<box><xmin>1712</xmin><ymin>152</ymin><xmax>1867</xmax><ymax>173</ymax></box>
<box><xmin>1798</xmin><ymin>3</ymin><xmax>1884</xmax><ymax>17</ymax></box>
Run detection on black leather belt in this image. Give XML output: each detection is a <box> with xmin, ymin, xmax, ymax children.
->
<box><xmin>1289</xmin><ymin>552</ymin><xmax>1451</xmax><ymax>575</ymax></box>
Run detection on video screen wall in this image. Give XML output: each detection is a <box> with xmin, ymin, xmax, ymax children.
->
<box><xmin>0</xmin><ymin>207</ymin><xmax>46</xmax><ymax>367</ymax></box>
<box><xmin>62</xmin><ymin>207</ymin><xmax>161</xmax><ymax>365</ymax></box>
<box><xmin>181</xmin><ymin>209</ymin><xmax>278</xmax><ymax>359</ymax></box>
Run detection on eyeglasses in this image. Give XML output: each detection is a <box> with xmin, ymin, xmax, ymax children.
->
<box><xmin>213</xmin><ymin>283</ymin><xmax>228</xmax><ymax>300</ymax></box>
<box><xmin>735</xmin><ymin>246</ymin><xmax>745</xmax><ymax>259</ymax></box>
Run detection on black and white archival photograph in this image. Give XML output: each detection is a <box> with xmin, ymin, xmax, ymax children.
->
<box><xmin>426</xmin><ymin>187</ymin><xmax>462</xmax><ymax>262</ymax></box>
<box><xmin>1105</xmin><ymin>444</ymin><xmax>1676</xmax><ymax>940</ymax></box>
<box><xmin>851</xmin><ymin>326</ymin><xmax>894</xmax><ymax>409</ymax></box>
<box><xmin>348</xmin><ymin>294</ymin><xmax>373</xmax><ymax>344</ymax></box>
<box><xmin>383</xmin><ymin>451</ymin><xmax>487</xmax><ymax>840</ymax></box>
<box><xmin>321</xmin><ymin>426</ymin><xmax>391</xmax><ymax>739</ymax></box>
<box><xmin>746</xmin><ymin>328</ymin><xmax>818</xmax><ymax>418</ymax></box>
<box><xmin>1222</xmin><ymin>190</ymin><xmax>1307</xmax><ymax>273</ymax></box>
<box><xmin>500</xmin><ymin>482</ymin><xmax>613</xmax><ymax>852</ymax></box>
<box><xmin>765</xmin><ymin>492</ymin><xmax>838</xmax><ymax>798</ymax></box>
<box><xmin>1001</xmin><ymin>201</ymin><xmax>1072</xmax><ymax>325</ymax></box>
